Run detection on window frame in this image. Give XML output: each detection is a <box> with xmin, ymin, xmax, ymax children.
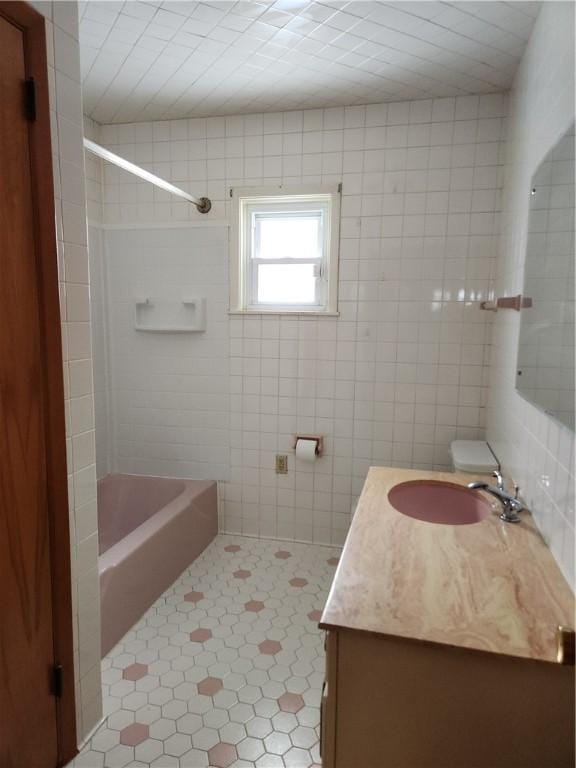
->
<box><xmin>230</xmin><ymin>184</ymin><xmax>341</xmax><ymax>315</ymax></box>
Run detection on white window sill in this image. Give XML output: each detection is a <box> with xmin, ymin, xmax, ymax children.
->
<box><xmin>228</xmin><ymin>309</ymin><xmax>339</xmax><ymax>317</ymax></box>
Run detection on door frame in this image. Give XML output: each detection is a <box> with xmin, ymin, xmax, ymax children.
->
<box><xmin>0</xmin><ymin>2</ymin><xmax>77</xmax><ymax>764</ymax></box>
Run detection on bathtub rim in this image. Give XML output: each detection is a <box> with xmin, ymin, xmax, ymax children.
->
<box><xmin>98</xmin><ymin>474</ymin><xmax>216</xmax><ymax>573</ymax></box>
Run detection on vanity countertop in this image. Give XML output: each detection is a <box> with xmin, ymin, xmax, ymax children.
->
<box><xmin>320</xmin><ymin>467</ymin><xmax>574</xmax><ymax>664</ymax></box>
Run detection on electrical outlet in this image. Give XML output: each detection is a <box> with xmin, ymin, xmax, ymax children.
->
<box><xmin>276</xmin><ymin>454</ymin><xmax>288</xmax><ymax>474</ymax></box>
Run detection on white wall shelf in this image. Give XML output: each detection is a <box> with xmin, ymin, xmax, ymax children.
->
<box><xmin>134</xmin><ymin>297</ymin><xmax>206</xmax><ymax>332</ymax></box>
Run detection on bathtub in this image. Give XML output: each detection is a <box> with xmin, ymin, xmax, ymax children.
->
<box><xmin>98</xmin><ymin>473</ymin><xmax>217</xmax><ymax>656</ymax></box>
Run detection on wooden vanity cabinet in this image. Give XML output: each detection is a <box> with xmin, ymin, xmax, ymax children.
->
<box><xmin>321</xmin><ymin>628</ymin><xmax>574</xmax><ymax>768</ymax></box>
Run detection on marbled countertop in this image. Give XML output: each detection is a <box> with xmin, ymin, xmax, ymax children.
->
<box><xmin>320</xmin><ymin>467</ymin><xmax>574</xmax><ymax>663</ymax></box>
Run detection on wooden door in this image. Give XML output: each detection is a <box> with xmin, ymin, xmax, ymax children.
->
<box><xmin>0</xmin><ymin>5</ymin><xmax>76</xmax><ymax>766</ymax></box>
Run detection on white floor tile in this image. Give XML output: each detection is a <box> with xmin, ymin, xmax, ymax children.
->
<box><xmin>73</xmin><ymin>535</ymin><xmax>340</xmax><ymax>768</ymax></box>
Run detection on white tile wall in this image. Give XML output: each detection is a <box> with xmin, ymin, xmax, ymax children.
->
<box><xmin>84</xmin><ymin>117</ymin><xmax>111</xmax><ymax>481</ymax></box>
<box><xmin>29</xmin><ymin>0</ymin><xmax>102</xmax><ymax>744</ymax></box>
<box><xmin>89</xmin><ymin>91</ymin><xmax>507</xmax><ymax>546</ymax></box>
<box><xmin>88</xmin><ymin>223</ymin><xmax>111</xmax><ymax>480</ymax></box>
<box><xmin>487</xmin><ymin>1</ymin><xmax>575</xmax><ymax>590</ymax></box>
<box><xmin>84</xmin><ymin>115</ymin><xmax>103</xmax><ymax>222</ymax></box>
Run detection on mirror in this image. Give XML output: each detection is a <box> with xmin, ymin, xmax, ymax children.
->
<box><xmin>516</xmin><ymin>122</ymin><xmax>575</xmax><ymax>431</ymax></box>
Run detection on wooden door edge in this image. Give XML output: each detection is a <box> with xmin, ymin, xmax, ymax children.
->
<box><xmin>0</xmin><ymin>2</ymin><xmax>78</xmax><ymax>763</ymax></box>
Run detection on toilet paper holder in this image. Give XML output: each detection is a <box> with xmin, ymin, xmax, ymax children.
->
<box><xmin>292</xmin><ymin>435</ymin><xmax>324</xmax><ymax>457</ymax></box>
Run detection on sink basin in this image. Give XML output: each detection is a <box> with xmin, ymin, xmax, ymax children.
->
<box><xmin>388</xmin><ymin>480</ymin><xmax>492</xmax><ymax>525</ymax></box>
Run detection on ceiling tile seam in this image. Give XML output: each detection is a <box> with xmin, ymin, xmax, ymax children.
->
<box><xmin>91</xmin><ymin>89</ymin><xmax>508</xmax><ymax>135</ymax></box>
<box><xmin>104</xmin><ymin>23</ymin><xmax>512</xmax><ymax>123</ymax></box>
<box><xmin>358</xmin><ymin>15</ymin><xmax>520</xmax><ymax>72</ymax></box>
<box><xmin>317</xmin><ymin>0</ymin><xmax>528</xmax><ymax>56</ymax></box>
<box><xmin>81</xmin><ymin>0</ymin><xmax>126</xmax><ymax>82</ymax></box>
<box><xmin>442</xmin><ymin>0</ymin><xmax>539</xmax><ymax>43</ymax></box>
<box><xmin>102</xmin><ymin>6</ymin><xmax>294</xmax><ymax>121</ymax></box>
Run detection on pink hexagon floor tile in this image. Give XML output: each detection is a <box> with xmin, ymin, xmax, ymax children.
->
<box><xmin>274</xmin><ymin>550</ymin><xmax>291</xmax><ymax>559</ymax></box>
<box><xmin>208</xmin><ymin>742</ymin><xmax>238</xmax><ymax>768</ymax></box>
<box><xmin>198</xmin><ymin>676</ymin><xmax>224</xmax><ymax>696</ymax></box>
<box><xmin>277</xmin><ymin>692</ymin><xmax>305</xmax><ymax>714</ymax></box>
<box><xmin>245</xmin><ymin>600</ymin><xmax>265</xmax><ymax>612</ymax></box>
<box><xmin>327</xmin><ymin>556</ymin><xmax>339</xmax><ymax>566</ymax></box>
<box><xmin>233</xmin><ymin>569</ymin><xmax>251</xmax><ymax>579</ymax></box>
<box><xmin>189</xmin><ymin>628</ymin><xmax>212</xmax><ymax>643</ymax></box>
<box><xmin>289</xmin><ymin>577</ymin><xmax>308</xmax><ymax>588</ymax></box>
<box><xmin>122</xmin><ymin>663</ymin><xmax>148</xmax><ymax>681</ymax></box>
<box><xmin>307</xmin><ymin>610</ymin><xmax>322</xmax><ymax>622</ymax></box>
<box><xmin>258</xmin><ymin>639</ymin><xmax>282</xmax><ymax>655</ymax></box>
<box><xmin>183</xmin><ymin>590</ymin><xmax>204</xmax><ymax>603</ymax></box>
<box><xmin>119</xmin><ymin>723</ymin><xmax>149</xmax><ymax>747</ymax></box>
<box><xmin>224</xmin><ymin>544</ymin><xmax>241</xmax><ymax>553</ymax></box>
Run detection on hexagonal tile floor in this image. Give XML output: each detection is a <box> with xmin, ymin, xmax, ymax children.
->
<box><xmin>72</xmin><ymin>535</ymin><xmax>341</xmax><ymax>767</ymax></box>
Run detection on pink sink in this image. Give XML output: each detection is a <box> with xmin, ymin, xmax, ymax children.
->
<box><xmin>388</xmin><ymin>480</ymin><xmax>492</xmax><ymax>525</ymax></box>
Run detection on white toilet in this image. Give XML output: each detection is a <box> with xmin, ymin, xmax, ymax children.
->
<box><xmin>450</xmin><ymin>440</ymin><xmax>499</xmax><ymax>475</ymax></box>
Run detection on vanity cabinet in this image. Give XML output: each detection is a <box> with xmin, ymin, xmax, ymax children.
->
<box><xmin>320</xmin><ymin>628</ymin><xmax>574</xmax><ymax>768</ymax></box>
<box><xmin>320</xmin><ymin>467</ymin><xmax>575</xmax><ymax>768</ymax></box>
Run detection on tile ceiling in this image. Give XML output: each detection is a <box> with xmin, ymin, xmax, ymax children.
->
<box><xmin>79</xmin><ymin>0</ymin><xmax>540</xmax><ymax>123</ymax></box>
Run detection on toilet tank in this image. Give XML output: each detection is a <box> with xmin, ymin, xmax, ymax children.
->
<box><xmin>450</xmin><ymin>440</ymin><xmax>499</xmax><ymax>474</ymax></box>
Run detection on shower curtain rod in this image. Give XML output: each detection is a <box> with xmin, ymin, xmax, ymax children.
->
<box><xmin>83</xmin><ymin>138</ymin><xmax>212</xmax><ymax>214</ymax></box>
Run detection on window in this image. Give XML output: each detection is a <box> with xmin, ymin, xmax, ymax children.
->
<box><xmin>230</xmin><ymin>185</ymin><xmax>340</xmax><ymax>314</ymax></box>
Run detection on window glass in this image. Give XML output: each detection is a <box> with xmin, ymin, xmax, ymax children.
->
<box><xmin>254</xmin><ymin>213</ymin><xmax>321</xmax><ymax>261</ymax></box>
<box><xmin>257</xmin><ymin>263</ymin><xmax>317</xmax><ymax>305</ymax></box>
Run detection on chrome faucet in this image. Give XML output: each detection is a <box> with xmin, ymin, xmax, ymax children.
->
<box><xmin>468</xmin><ymin>471</ymin><xmax>524</xmax><ymax>523</ymax></box>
